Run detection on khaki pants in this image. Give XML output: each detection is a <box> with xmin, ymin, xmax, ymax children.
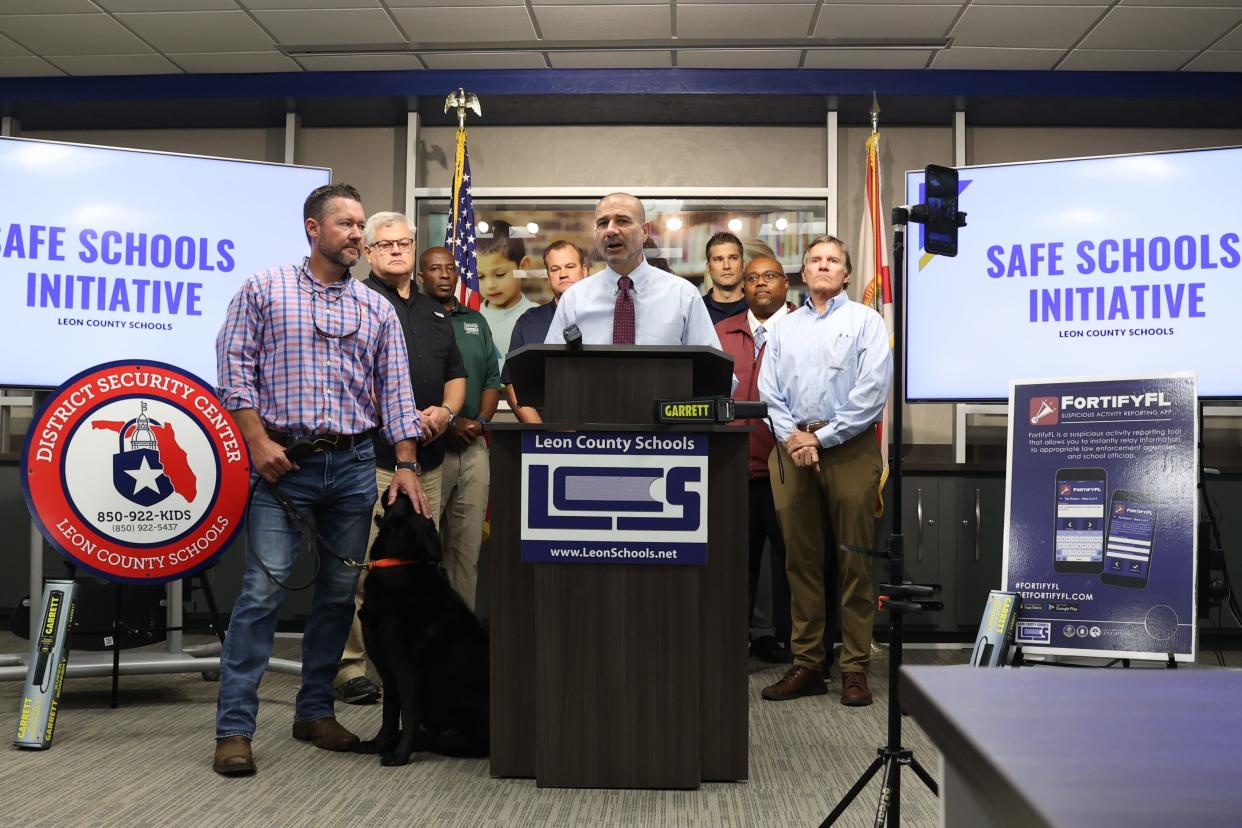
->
<box><xmin>437</xmin><ymin>438</ymin><xmax>490</xmax><ymax>611</ymax></box>
<box><xmin>334</xmin><ymin>465</ymin><xmax>443</xmax><ymax>687</ymax></box>
<box><xmin>768</xmin><ymin>430</ymin><xmax>881</xmax><ymax>674</ymax></box>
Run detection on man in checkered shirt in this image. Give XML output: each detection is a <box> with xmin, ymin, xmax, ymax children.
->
<box><xmin>211</xmin><ymin>183</ymin><xmax>430</xmax><ymax>776</ymax></box>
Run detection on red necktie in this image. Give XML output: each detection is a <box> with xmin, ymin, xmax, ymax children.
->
<box><xmin>612</xmin><ymin>275</ymin><xmax>635</xmax><ymax>344</ymax></box>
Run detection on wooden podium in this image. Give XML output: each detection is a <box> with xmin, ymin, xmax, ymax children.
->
<box><xmin>489</xmin><ymin>345</ymin><xmax>748</xmax><ymax>788</ymax></box>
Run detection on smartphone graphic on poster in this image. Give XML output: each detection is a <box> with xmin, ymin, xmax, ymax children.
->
<box><xmin>1053</xmin><ymin>468</ymin><xmax>1106</xmax><ymax>574</ymax></box>
<box><xmin>1101</xmin><ymin>490</ymin><xmax>1158</xmax><ymax>589</ymax></box>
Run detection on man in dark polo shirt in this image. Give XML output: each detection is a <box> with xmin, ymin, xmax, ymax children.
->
<box><xmin>702</xmin><ymin>231</ymin><xmax>749</xmax><ymax>325</ymax></box>
<box><xmin>503</xmin><ymin>240</ymin><xmax>587</xmax><ymax>423</ymax></box>
<box><xmin>419</xmin><ymin>245</ymin><xmax>502</xmax><ymax>611</ymax></box>
<box><xmin>333</xmin><ymin>211</ymin><xmax>466</xmax><ymax>705</ymax></box>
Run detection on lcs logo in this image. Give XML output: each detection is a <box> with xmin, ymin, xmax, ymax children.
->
<box><xmin>527</xmin><ymin>465</ymin><xmax>701</xmax><ymax>532</ymax></box>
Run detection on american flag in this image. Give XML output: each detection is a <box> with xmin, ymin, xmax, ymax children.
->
<box><xmin>445</xmin><ymin>126</ymin><xmax>481</xmax><ymax>310</ymax></box>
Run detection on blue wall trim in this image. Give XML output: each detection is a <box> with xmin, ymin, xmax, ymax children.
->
<box><xmin>0</xmin><ymin>67</ymin><xmax>1238</xmax><ymax>103</ymax></box>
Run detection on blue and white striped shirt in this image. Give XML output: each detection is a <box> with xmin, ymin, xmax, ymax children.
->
<box><xmin>216</xmin><ymin>260</ymin><xmax>421</xmax><ymax>446</ymax></box>
<box><xmin>758</xmin><ymin>293</ymin><xmax>892</xmax><ymax>448</ymax></box>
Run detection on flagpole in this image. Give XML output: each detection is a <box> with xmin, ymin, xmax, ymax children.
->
<box><xmin>443</xmin><ymin>89</ymin><xmax>483</xmax><ymax>310</ymax></box>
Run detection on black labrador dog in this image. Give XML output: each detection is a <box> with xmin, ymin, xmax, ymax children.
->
<box><xmin>356</xmin><ymin>495</ymin><xmax>489</xmax><ymax>766</ymax></box>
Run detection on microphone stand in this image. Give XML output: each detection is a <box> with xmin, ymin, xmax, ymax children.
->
<box><xmin>821</xmin><ymin>206</ymin><xmax>940</xmax><ymax>827</ymax></box>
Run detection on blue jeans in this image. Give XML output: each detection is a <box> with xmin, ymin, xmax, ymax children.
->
<box><xmin>215</xmin><ymin>439</ymin><xmax>377</xmax><ymax>739</ymax></box>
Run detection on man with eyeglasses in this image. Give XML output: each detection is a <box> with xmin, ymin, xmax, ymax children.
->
<box><xmin>702</xmin><ymin>231</ymin><xmax>749</xmax><ymax>325</ymax></box>
<box><xmin>715</xmin><ymin>256</ymin><xmax>798</xmax><ymax>666</ymax></box>
<box><xmin>418</xmin><ymin>246</ymin><xmax>502</xmax><ymax>610</ymax></box>
<box><xmin>758</xmin><ymin>236</ymin><xmax>891</xmax><ymax>708</ymax></box>
<box><xmin>212</xmin><ymin>183</ymin><xmax>431</xmax><ymax>777</ymax></box>
<box><xmin>331</xmin><ymin>211</ymin><xmax>468</xmax><ymax>706</ymax></box>
<box><xmin>503</xmin><ymin>240</ymin><xmax>587</xmax><ymax>423</ymax></box>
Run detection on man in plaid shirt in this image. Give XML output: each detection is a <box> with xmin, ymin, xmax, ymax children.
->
<box><xmin>211</xmin><ymin>183</ymin><xmax>430</xmax><ymax>776</ymax></box>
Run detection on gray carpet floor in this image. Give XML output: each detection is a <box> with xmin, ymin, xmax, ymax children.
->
<box><xmin>0</xmin><ymin>632</ymin><xmax>958</xmax><ymax>828</ymax></box>
<box><xmin>4</xmin><ymin>633</ymin><xmax>1239</xmax><ymax>828</ymax></box>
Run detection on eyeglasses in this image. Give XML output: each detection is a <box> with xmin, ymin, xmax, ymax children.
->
<box><xmin>744</xmin><ymin>271</ymin><xmax>786</xmax><ymax>285</ymax></box>
<box><xmin>308</xmin><ymin>289</ymin><xmax>362</xmax><ymax>340</ymax></box>
<box><xmin>369</xmin><ymin>238</ymin><xmax>414</xmax><ymax>253</ymax></box>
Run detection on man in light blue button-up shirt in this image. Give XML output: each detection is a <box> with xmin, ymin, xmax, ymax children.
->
<box><xmin>757</xmin><ymin>235</ymin><xmax>892</xmax><ymax>707</ymax></box>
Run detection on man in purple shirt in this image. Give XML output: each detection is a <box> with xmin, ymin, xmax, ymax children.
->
<box><xmin>211</xmin><ymin>183</ymin><xmax>430</xmax><ymax>776</ymax></box>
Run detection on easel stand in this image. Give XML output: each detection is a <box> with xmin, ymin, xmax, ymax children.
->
<box><xmin>822</xmin><ymin>208</ymin><xmax>941</xmax><ymax>827</ymax></box>
<box><xmin>1</xmin><ymin>518</ymin><xmax>303</xmax><ymax>690</ymax></box>
<box><xmin>61</xmin><ymin>566</ymin><xmax>230</xmax><ymax>708</ymax></box>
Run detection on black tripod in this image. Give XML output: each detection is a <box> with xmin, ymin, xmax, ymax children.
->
<box><xmin>821</xmin><ymin>206</ymin><xmax>943</xmax><ymax>827</ymax></box>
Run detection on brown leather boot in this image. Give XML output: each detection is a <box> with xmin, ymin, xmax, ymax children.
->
<box><xmin>292</xmin><ymin>716</ymin><xmax>360</xmax><ymax>751</ymax></box>
<box><xmin>212</xmin><ymin>736</ymin><xmax>255</xmax><ymax>776</ymax></box>
<box><xmin>841</xmin><ymin>672</ymin><xmax>873</xmax><ymax>707</ymax></box>
<box><xmin>761</xmin><ymin>665</ymin><xmax>828</xmax><ymax>701</ymax></box>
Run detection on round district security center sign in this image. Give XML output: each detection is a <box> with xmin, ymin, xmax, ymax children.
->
<box><xmin>23</xmin><ymin>360</ymin><xmax>250</xmax><ymax>583</ymax></box>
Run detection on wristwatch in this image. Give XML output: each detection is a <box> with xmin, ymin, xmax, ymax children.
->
<box><xmin>476</xmin><ymin>415</ymin><xmax>489</xmax><ymax>431</ymax></box>
<box><xmin>395</xmin><ymin>460</ymin><xmax>422</xmax><ymax>475</ymax></box>
<box><xmin>443</xmin><ymin>404</ymin><xmax>457</xmax><ymax>428</ymax></box>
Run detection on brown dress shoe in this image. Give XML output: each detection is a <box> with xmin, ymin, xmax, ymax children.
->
<box><xmin>213</xmin><ymin>736</ymin><xmax>255</xmax><ymax>776</ymax></box>
<box><xmin>841</xmin><ymin>671</ymin><xmax>873</xmax><ymax>707</ymax></box>
<box><xmin>292</xmin><ymin>716</ymin><xmax>360</xmax><ymax>751</ymax></box>
<box><xmin>761</xmin><ymin>665</ymin><xmax>828</xmax><ymax>701</ymax></box>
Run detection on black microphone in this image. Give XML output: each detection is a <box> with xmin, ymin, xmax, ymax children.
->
<box><xmin>563</xmin><ymin>324</ymin><xmax>583</xmax><ymax>350</ymax></box>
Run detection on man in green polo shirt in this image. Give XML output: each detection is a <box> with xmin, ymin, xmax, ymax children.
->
<box><xmin>417</xmin><ymin>246</ymin><xmax>502</xmax><ymax>610</ymax></box>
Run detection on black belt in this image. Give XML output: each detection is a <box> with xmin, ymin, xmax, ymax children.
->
<box><xmin>796</xmin><ymin>420</ymin><xmax>829</xmax><ymax>434</ymax></box>
<box><xmin>266</xmin><ymin>430</ymin><xmax>371</xmax><ymax>454</ymax></box>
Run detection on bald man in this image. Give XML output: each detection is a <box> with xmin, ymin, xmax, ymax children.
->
<box><xmin>545</xmin><ymin>192</ymin><xmax>721</xmax><ymax>348</ymax></box>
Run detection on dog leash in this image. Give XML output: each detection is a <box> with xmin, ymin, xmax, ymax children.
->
<box><xmin>244</xmin><ymin>475</ymin><xmax>368</xmax><ymax>592</ymax></box>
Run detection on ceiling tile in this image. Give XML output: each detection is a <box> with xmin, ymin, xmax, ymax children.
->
<box><xmin>1118</xmin><ymin>0</ymin><xmax>1242</xmax><ymax>6</ymax></box>
<box><xmin>99</xmin><ymin>0</ymin><xmax>238</xmax><ymax>10</ymax></box>
<box><xmin>294</xmin><ymin>53</ymin><xmax>425</xmax><ymax>71</ymax></box>
<box><xmin>532</xmin><ymin>0</ymin><xmax>667</xmax><ymax>4</ymax></box>
<box><xmin>0</xmin><ymin>1</ymin><xmax>97</xmax><ymax>12</ymax></box>
<box><xmin>251</xmin><ymin>8</ymin><xmax>404</xmax><ymax>46</ymax></box>
<box><xmin>818</xmin><ymin>0</ymin><xmax>964</xmax><ymax>3</ymax></box>
<box><xmin>0</xmin><ymin>13</ymin><xmax>153</xmax><ymax>55</ymax></box>
<box><xmin>1183</xmin><ymin>50</ymin><xmax>1242</xmax><ymax>71</ymax></box>
<box><xmin>803</xmin><ymin>48</ymin><xmax>933</xmax><ymax>69</ymax></box>
<box><xmin>0</xmin><ymin>55</ymin><xmax>62</xmax><ymax>75</ymax></box>
<box><xmin>1213</xmin><ymin>25</ymin><xmax>1242</xmax><ymax>50</ymax></box>
<box><xmin>0</xmin><ymin>32</ymin><xmax>30</xmax><ymax>56</ymax></box>
<box><xmin>242</xmin><ymin>0</ymin><xmax>380</xmax><ymax>8</ymax></box>
<box><xmin>390</xmin><ymin>6</ymin><xmax>537</xmax><ymax>43</ymax></box>
<box><xmin>971</xmin><ymin>0</ymin><xmax>1109</xmax><ymax>5</ymax></box>
<box><xmin>676</xmin><ymin>49</ymin><xmax>801</xmax><ymax>68</ymax></box>
<box><xmin>47</xmin><ymin>52</ymin><xmax>181</xmax><ymax>75</ymax></box>
<box><xmin>170</xmin><ymin>51</ymin><xmax>301</xmax><ymax>73</ymax></box>
<box><xmin>1057</xmin><ymin>48</ymin><xmax>1196</xmax><ymax>71</ymax></box>
<box><xmin>678</xmin><ymin>4</ymin><xmax>816</xmax><ymax>39</ymax></box>
<box><xmin>420</xmin><ymin>51</ymin><xmax>546</xmax><ymax>69</ymax></box>
<box><xmin>389</xmin><ymin>0</ymin><xmax>524</xmax><ymax>6</ymax></box>
<box><xmin>952</xmin><ymin>5</ymin><xmax>1106</xmax><ymax>49</ymax></box>
<box><xmin>931</xmin><ymin>46</ymin><xmax>1062</xmax><ymax>70</ymax></box>
<box><xmin>813</xmin><ymin>4</ymin><xmax>958</xmax><ymax>40</ymax></box>
<box><xmin>550</xmin><ymin>50</ymin><xmax>672</xmax><ymax>67</ymax></box>
<box><xmin>535</xmin><ymin>5</ymin><xmax>670</xmax><ymax>40</ymax></box>
<box><xmin>1082</xmin><ymin>6</ymin><xmax>1242</xmax><ymax>50</ymax></box>
<box><xmin>116</xmin><ymin>11</ymin><xmax>276</xmax><ymax>53</ymax></box>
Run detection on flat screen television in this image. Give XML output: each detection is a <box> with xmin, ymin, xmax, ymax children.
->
<box><xmin>905</xmin><ymin>146</ymin><xmax>1242</xmax><ymax>402</ymax></box>
<box><xmin>0</xmin><ymin>136</ymin><xmax>331</xmax><ymax>388</ymax></box>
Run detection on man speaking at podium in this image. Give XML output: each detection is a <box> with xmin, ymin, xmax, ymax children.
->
<box><xmin>545</xmin><ymin>193</ymin><xmax>721</xmax><ymax>349</ymax></box>
<box><xmin>758</xmin><ymin>235</ymin><xmax>892</xmax><ymax>707</ymax></box>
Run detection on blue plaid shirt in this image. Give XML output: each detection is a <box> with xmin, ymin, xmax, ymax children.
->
<box><xmin>216</xmin><ymin>260</ymin><xmax>422</xmax><ymax>446</ymax></box>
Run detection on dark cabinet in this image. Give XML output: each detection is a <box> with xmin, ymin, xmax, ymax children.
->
<box><xmin>954</xmin><ymin>477</ymin><xmax>1006</xmax><ymax>627</ymax></box>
